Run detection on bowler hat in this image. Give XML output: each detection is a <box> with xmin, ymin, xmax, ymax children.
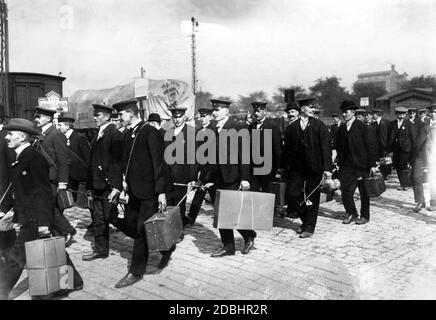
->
<box><xmin>339</xmin><ymin>100</ymin><xmax>358</xmax><ymax>111</ymax></box>
<box><xmin>251</xmin><ymin>101</ymin><xmax>268</xmax><ymax>110</ymax></box>
<box><xmin>92</xmin><ymin>103</ymin><xmax>113</xmax><ymax>114</ymax></box>
<box><xmin>286</xmin><ymin>101</ymin><xmax>300</xmax><ymax>112</ymax></box>
<box><xmin>147</xmin><ymin>113</ymin><xmax>162</xmax><ymax>123</ymax></box>
<box><xmin>58</xmin><ymin>112</ymin><xmax>75</xmax><ymax>123</ymax></box>
<box><xmin>112</xmin><ymin>99</ymin><xmax>138</xmax><ymax>112</ymax></box>
<box><xmin>3</xmin><ymin>118</ymin><xmax>40</xmax><ymax>136</ymax></box>
<box><xmin>34</xmin><ymin>106</ymin><xmax>56</xmax><ymax>117</ymax></box>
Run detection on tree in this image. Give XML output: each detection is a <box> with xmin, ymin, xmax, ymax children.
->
<box><xmin>234</xmin><ymin>91</ymin><xmax>270</xmax><ymax>114</ymax></box>
<box><xmin>195</xmin><ymin>90</ymin><xmax>213</xmax><ymax>111</ymax></box>
<box><xmin>400</xmin><ymin>75</ymin><xmax>436</xmax><ymax>89</ymax></box>
<box><xmin>271</xmin><ymin>85</ymin><xmax>308</xmax><ymax>111</ymax></box>
<box><xmin>352</xmin><ymin>82</ymin><xmax>387</xmax><ymax>108</ymax></box>
<box><xmin>309</xmin><ymin>76</ymin><xmax>352</xmax><ymax>117</ymax></box>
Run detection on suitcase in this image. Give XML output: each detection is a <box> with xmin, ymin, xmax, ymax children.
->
<box><xmin>144</xmin><ymin>206</ymin><xmax>183</xmax><ymax>252</ymax></box>
<box><xmin>268</xmin><ymin>181</ymin><xmax>286</xmax><ymax>207</ymax></box>
<box><xmin>57</xmin><ymin>189</ymin><xmax>74</xmax><ymax>211</ymax></box>
<box><xmin>213</xmin><ymin>190</ymin><xmax>275</xmax><ymax>231</ymax></box>
<box><xmin>398</xmin><ymin>168</ymin><xmax>413</xmax><ymax>188</ymax></box>
<box><xmin>320</xmin><ymin>191</ymin><xmax>335</xmax><ymax>204</ymax></box>
<box><xmin>364</xmin><ymin>175</ymin><xmax>387</xmax><ymax>197</ymax></box>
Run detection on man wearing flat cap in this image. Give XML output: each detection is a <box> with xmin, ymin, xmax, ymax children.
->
<box><xmin>186</xmin><ymin>106</ymin><xmax>217</xmax><ymax>225</ymax></box>
<box><xmin>210</xmin><ymin>99</ymin><xmax>257</xmax><ymax>256</ymax></box>
<box><xmin>83</xmin><ymin>103</ymin><xmax>123</xmax><ymax>262</ymax></box>
<box><xmin>33</xmin><ymin>106</ymin><xmax>76</xmax><ymax>246</ymax></box>
<box><xmin>164</xmin><ymin>107</ymin><xmax>198</xmax><ymax>232</ymax></box>
<box><xmin>372</xmin><ymin>108</ymin><xmax>390</xmax><ymax>179</ymax></box>
<box><xmin>57</xmin><ymin>112</ymin><xmax>91</xmax><ymax>203</ymax></box>
<box><xmin>283</xmin><ymin>96</ymin><xmax>332</xmax><ymax>238</ymax></box>
<box><xmin>0</xmin><ymin>118</ymin><xmax>83</xmax><ymax>299</ymax></box>
<box><xmin>410</xmin><ymin>104</ymin><xmax>436</xmax><ymax>213</ymax></box>
<box><xmin>112</xmin><ymin>99</ymin><xmax>173</xmax><ymax>287</ymax></box>
<box><xmin>387</xmin><ymin>106</ymin><xmax>417</xmax><ymax>191</ymax></box>
<box><xmin>336</xmin><ymin>100</ymin><xmax>377</xmax><ymax>225</ymax></box>
<box><xmin>419</xmin><ymin>108</ymin><xmax>428</xmax><ymax>124</ymax></box>
<box><xmin>250</xmin><ymin>101</ymin><xmax>283</xmax><ymax>194</ymax></box>
<box><xmin>408</xmin><ymin>107</ymin><xmax>422</xmax><ymax>134</ymax></box>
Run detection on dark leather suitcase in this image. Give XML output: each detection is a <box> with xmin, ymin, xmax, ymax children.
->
<box><xmin>364</xmin><ymin>175</ymin><xmax>387</xmax><ymax>197</ymax></box>
<box><xmin>398</xmin><ymin>168</ymin><xmax>413</xmax><ymax>188</ymax></box>
<box><xmin>57</xmin><ymin>190</ymin><xmax>74</xmax><ymax>211</ymax></box>
<box><xmin>144</xmin><ymin>206</ymin><xmax>183</xmax><ymax>252</ymax></box>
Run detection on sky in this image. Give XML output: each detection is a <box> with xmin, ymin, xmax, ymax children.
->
<box><xmin>7</xmin><ymin>0</ymin><xmax>436</xmax><ymax>99</ymax></box>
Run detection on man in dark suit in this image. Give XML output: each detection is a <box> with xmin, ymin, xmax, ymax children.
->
<box><xmin>419</xmin><ymin>108</ymin><xmax>428</xmax><ymax>125</ymax></box>
<box><xmin>147</xmin><ymin>113</ymin><xmax>165</xmax><ymax>136</ymax></box>
<box><xmin>164</xmin><ymin>108</ymin><xmax>198</xmax><ymax>230</ymax></box>
<box><xmin>33</xmin><ymin>106</ymin><xmax>76</xmax><ymax>245</ymax></box>
<box><xmin>57</xmin><ymin>112</ymin><xmax>91</xmax><ymax>203</ymax></box>
<box><xmin>330</xmin><ymin>113</ymin><xmax>342</xmax><ymax>152</ymax></box>
<box><xmin>408</xmin><ymin>107</ymin><xmax>422</xmax><ymax>133</ymax></box>
<box><xmin>250</xmin><ymin>101</ymin><xmax>283</xmax><ymax>193</ymax></box>
<box><xmin>283</xmin><ymin>97</ymin><xmax>332</xmax><ymax>238</ymax></box>
<box><xmin>388</xmin><ymin>106</ymin><xmax>417</xmax><ymax>191</ymax></box>
<box><xmin>112</xmin><ymin>99</ymin><xmax>173</xmax><ymax>288</ymax></box>
<box><xmin>186</xmin><ymin>106</ymin><xmax>216</xmax><ymax>225</ymax></box>
<box><xmin>336</xmin><ymin>100</ymin><xmax>377</xmax><ymax>225</ymax></box>
<box><xmin>0</xmin><ymin>118</ymin><xmax>83</xmax><ymax>300</ymax></box>
<box><xmin>372</xmin><ymin>108</ymin><xmax>390</xmax><ymax>179</ymax></box>
<box><xmin>82</xmin><ymin>104</ymin><xmax>123</xmax><ymax>261</ymax></box>
<box><xmin>411</xmin><ymin>104</ymin><xmax>436</xmax><ymax>213</ymax></box>
<box><xmin>210</xmin><ymin>99</ymin><xmax>257</xmax><ymax>257</ymax></box>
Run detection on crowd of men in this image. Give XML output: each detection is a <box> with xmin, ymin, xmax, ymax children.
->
<box><xmin>0</xmin><ymin>89</ymin><xmax>436</xmax><ymax>299</ymax></box>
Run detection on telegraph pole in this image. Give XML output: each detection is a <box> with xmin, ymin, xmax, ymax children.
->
<box><xmin>191</xmin><ymin>17</ymin><xmax>199</xmax><ymax>96</ymax></box>
<box><xmin>0</xmin><ymin>0</ymin><xmax>9</xmax><ymax>116</ymax></box>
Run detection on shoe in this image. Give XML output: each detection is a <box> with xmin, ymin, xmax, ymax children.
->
<box><xmin>427</xmin><ymin>206</ymin><xmax>436</xmax><ymax>212</ymax></box>
<box><xmin>413</xmin><ymin>203</ymin><xmax>424</xmax><ymax>213</ymax></box>
<box><xmin>342</xmin><ymin>215</ymin><xmax>357</xmax><ymax>224</ymax></box>
<box><xmin>184</xmin><ymin>216</ymin><xmax>195</xmax><ymax>227</ymax></box>
<box><xmin>115</xmin><ymin>273</ymin><xmax>143</xmax><ymax>289</ymax></box>
<box><xmin>176</xmin><ymin>233</ymin><xmax>184</xmax><ymax>244</ymax></box>
<box><xmin>53</xmin><ymin>283</ymin><xmax>84</xmax><ymax>298</ymax></box>
<box><xmin>82</xmin><ymin>252</ymin><xmax>109</xmax><ymax>261</ymax></box>
<box><xmin>299</xmin><ymin>232</ymin><xmax>313</xmax><ymax>238</ymax></box>
<box><xmin>158</xmin><ymin>251</ymin><xmax>173</xmax><ymax>269</ymax></box>
<box><xmin>241</xmin><ymin>238</ymin><xmax>255</xmax><ymax>255</ymax></box>
<box><xmin>65</xmin><ymin>233</ymin><xmax>75</xmax><ymax>248</ymax></box>
<box><xmin>211</xmin><ymin>245</ymin><xmax>235</xmax><ymax>257</ymax></box>
<box><xmin>355</xmin><ymin>217</ymin><xmax>369</xmax><ymax>225</ymax></box>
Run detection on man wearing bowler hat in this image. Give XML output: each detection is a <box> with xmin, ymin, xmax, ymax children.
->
<box><xmin>147</xmin><ymin>113</ymin><xmax>166</xmax><ymax>137</ymax></box>
<box><xmin>57</xmin><ymin>112</ymin><xmax>91</xmax><ymax>203</ymax></box>
<box><xmin>388</xmin><ymin>106</ymin><xmax>417</xmax><ymax>191</ymax></box>
<box><xmin>82</xmin><ymin>103</ymin><xmax>123</xmax><ymax>262</ymax></box>
<box><xmin>112</xmin><ymin>99</ymin><xmax>174</xmax><ymax>287</ymax></box>
<box><xmin>0</xmin><ymin>118</ymin><xmax>83</xmax><ymax>299</ymax></box>
<box><xmin>336</xmin><ymin>100</ymin><xmax>377</xmax><ymax>225</ymax></box>
<box><xmin>210</xmin><ymin>99</ymin><xmax>257</xmax><ymax>256</ymax></box>
<box><xmin>283</xmin><ymin>97</ymin><xmax>332</xmax><ymax>238</ymax></box>
<box><xmin>33</xmin><ymin>106</ymin><xmax>76</xmax><ymax>246</ymax></box>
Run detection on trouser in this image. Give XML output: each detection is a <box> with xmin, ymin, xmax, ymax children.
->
<box><xmin>0</xmin><ymin>225</ymin><xmax>82</xmax><ymax>300</ymax></box>
<box><xmin>340</xmin><ymin>166</ymin><xmax>370</xmax><ymax>220</ymax></box>
<box><xmin>251</xmin><ymin>173</ymin><xmax>273</xmax><ymax>193</ymax></box>
<box><xmin>286</xmin><ymin>170</ymin><xmax>322</xmax><ymax>233</ymax></box>
<box><xmin>412</xmin><ymin>157</ymin><xmax>436</xmax><ymax>206</ymax></box>
<box><xmin>91</xmin><ymin>189</ymin><xmax>118</xmax><ymax>255</ymax></box>
<box><xmin>215</xmin><ymin>181</ymin><xmax>257</xmax><ymax>246</ymax></box>
<box><xmin>167</xmin><ymin>185</ymin><xmax>188</xmax><ymax>226</ymax></box>
<box><xmin>114</xmin><ymin>194</ymin><xmax>174</xmax><ymax>276</ymax></box>
<box><xmin>50</xmin><ymin>183</ymin><xmax>76</xmax><ymax>236</ymax></box>
<box><xmin>380</xmin><ymin>164</ymin><xmax>391</xmax><ymax>179</ymax></box>
<box><xmin>188</xmin><ymin>184</ymin><xmax>216</xmax><ymax>223</ymax></box>
<box><xmin>393</xmin><ymin>149</ymin><xmax>411</xmax><ymax>187</ymax></box>
<box><xmin>68</xmin><ymin>177</ymin><xmax>80</xmax><ymax>202</ymax></box>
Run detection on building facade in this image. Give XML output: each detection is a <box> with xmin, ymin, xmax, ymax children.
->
<box><xmin>355</xmin><ymin>65</ymin><xmax>408</xmax><ymax>93</ymax></box>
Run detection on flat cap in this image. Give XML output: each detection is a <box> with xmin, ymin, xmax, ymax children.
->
<box><xmin>339</xmin><ymin>100</ymin><xmax>358</xmax><ymax>111</ymax></box>
<box><xmin>211</xmin><ymin>99</ymin><xmax>232</xmax><ymax>109</ymax></box>
<box><xmin>408</xmin><ymin>107</ymin><xmax>418</xmax><ymax>112</ymax></box>
<box><xmin>4</xmin><ymin>118</ymin><xmax>40</xmax><ymax>136</ymax></box>
<box><xmin>395</xmin><ymin>106</ymin><xmax>408</xmax><ymax>113</ymax></box>
<box><xmin>198</xmin><ymin>107</ymin><xmax>213</xmax><ymax>116</ymax></box>
<box><xmin>372</xmin><ymin>108</ymin><xmax>383</xmax><ymax>114</ymax></box>
<box><xmin>426</xmin><ymin>104</ymin><xmax>436</xmax><ymax>112</ymax></box>
<box><xmin>297</xmin><ymin>97</ymin><xmax>317</xmax><ymax>107</ymax></box>
<box><xmin>355</xmin><ymin>109</ymin><xmax>366</xmax><ymax>115</ymax></box>
<box><xmin>92</xmin><ymin>103</ymin><xmax>113</xmax><ymax>114</ymax></box>
<box><xmin>112</xmin><ymin>99</ymin><xmax>138</xmax><ymax>112</ymax></box>
<box><xmin>57</xmin><ymin>112</ymin><xmax>75</xmax><ymax>123</ymax></box>
<box><xmin>34</xmin><ymin>106</ymin><xmax>56</xmax><ymax>116</ymax></box>
<box><xmin>419</xmin><ymin>108</ymin><xmax>427</xmax><ymax>113</ymax></box>
<box><xmin>169</xmin><ymin>107</ymin><xmax>187</xmax><ymax>117</ymax></box>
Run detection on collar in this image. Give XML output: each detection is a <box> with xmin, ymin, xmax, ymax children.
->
<box><xmin>430</xmin><ymin>119</ymin><xmax>436</xmax><ymax>127</ymax></box>
<box><xmin>398</xmin><ymin>119</ymin><xmax>404</xmax><ymax>126</ymax></box>
<box><xmin>346</xmin><ymin>117</ymin><xmax>356</xmax><ymax>127</ymax></box>
<box><xmin>41</xmin><ymin>123</ymin><xmax>53</xmax><ymax>134</ymax></box>
<box><xmin>129</xmin><ymin>119</ymin><xmax>142</xmax><ymax>131</ymax></box>
<box><xmin>300</xmin><ymin>116</ymin><xmax>309</xmax><ymax>123</ymax></box>
<box><xmin>290</xmin><ymin>117</ymin><xmax>299</xmax><ymax>124</ymax></box>
<box><xmin>98</xmin><ymin>122</ymin><xmax>111</xmax><ymax>133</ymax></box>
<box><xmin>216</xmin><ymin>117</ymin><xmax>229</xmax><ymax>129</ymax></box>
<box><xmin>65</xmin><ymin>129</ymin><xmax>74</xmax><ymax>139</ymax></box>
<box><xmin>202</xmin><ymin>121</ymin><xmax>211</xmax><ymax>129</ymax></box>
<box><xmin>376</xmin><ymin>117</ymin><xmax>381</xmax><ymax>124</ymax></box>
<box><xmin>15</xmin><ymin>142</ymin><xmax>31</xmax><ymax>159</ymax></box>
<box><xmin>174</xmin><ymin>123</ymin><xmax>185</xmax><ymax>136</ymax></box>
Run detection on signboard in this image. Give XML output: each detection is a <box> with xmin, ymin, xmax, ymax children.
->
<box><xmin>134</xmin><ymin>77</ymin><xmax>149</xmax><ymax>99</ymax></box>
<box><xmin>38</xmin><ymin>91</ymin><xmax>69</xmax><ymax>113</ymax></box>
<box><xmin>360</xmin><ymin>97</ymin><xmax>369</xmax><ymax>107</ymax></box>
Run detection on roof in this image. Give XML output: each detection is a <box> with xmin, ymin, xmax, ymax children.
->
<box><xmin>358</xmin><ymin>70</ymin><xmax>393</xmax><ymax>78</ymax></box>
<box><xmin>376</xmin><ymin>88</ymin><xmax>433</xmax><ymax>101</ymax></box>
<box><xmin>8</xmin><ymin>72</ymin><xmax>66</xmax><ymax>81</ymax></box>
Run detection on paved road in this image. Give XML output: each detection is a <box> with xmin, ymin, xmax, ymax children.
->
<box><xmin>10</xmin><ymin>176</ymin><xmax>436</xmax><ymax>300</ymax></box>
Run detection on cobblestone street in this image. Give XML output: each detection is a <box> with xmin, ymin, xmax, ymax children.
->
<box><xmin>10</xmin><ymin>176</ymin><xmax>436</xmax><ymax>300</ymax></box>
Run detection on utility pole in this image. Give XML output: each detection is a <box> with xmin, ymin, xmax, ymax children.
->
<box><xmin>191</xmin><ymin>17</ymin><xmax>199</xmax><ymax>96</ymax></box>
<box><xmin>138</xmin><ymin>67</ymin><xmax>146</xmax><ymax>120</ymax></box>
<box><xmin>0</xmin><ymin>0</ymin><xmax>9</xmax><ymax>116</ymax></box>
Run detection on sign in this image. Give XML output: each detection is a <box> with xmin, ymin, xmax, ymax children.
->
<box><xmin>38</xmin><ymin>91</ymin><xmax>69</xmax><ymax>113</ymax></box>
<box><xmin>134</xmin><ymin>77</ymin><xmax>149</xmax><ymax>99</ymax></box>
<box><xmin>360</xmin><ymin>97</ymin><xmax>369</xmax><ymax>107</ymax></box>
